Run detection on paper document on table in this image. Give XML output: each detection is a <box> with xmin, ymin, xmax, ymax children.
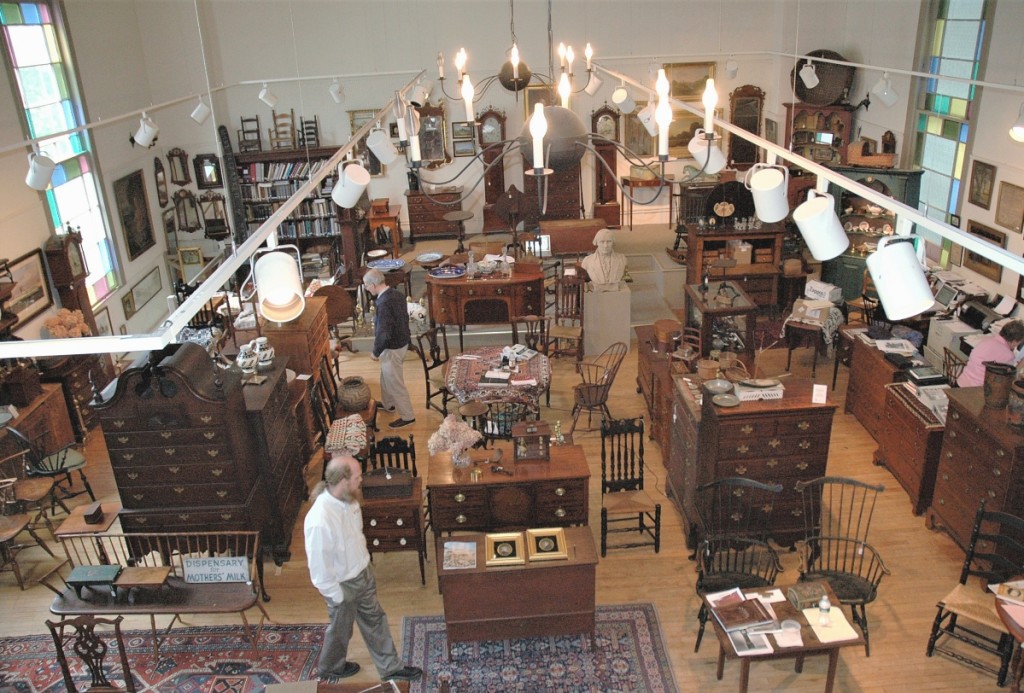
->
<box><xmin>801</xmin><ymin>607</ymin><xmax>860</xmax><ymax>642</ymax></box>
<box><xmin>511</xmin><ymin>378</ymin><xmax>537</xmax><ymax>387</ymax></box>
<box><xmin>442</xmin><ymin>542</ymin><xmax>477</xmax><ymax>570</ymax></box>
<box><xmin>875</xmin><ymin>338</ymin><xmax>916</xmax><ymax>354</ymax></box>
<box><xmin>727</xmin><ymin>629</ymin><xmax>774</xmax><ymax>656</ymax></box>
<box><xmin>484</xmin><ymin>370</ymin><xmax>511</xmax><ymax>380</ymax></box>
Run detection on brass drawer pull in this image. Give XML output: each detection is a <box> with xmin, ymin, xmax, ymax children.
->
<box><xmin>948</xmin><ymin>431</ymin><xmax>956</xmax><ymax>439</ymax></box>
<box><xmin>113</xmin><ymin>420</ymin><xmax>125</xmax><ymax>428</ymax></box>
<box><xmin>736</xmin><ymin>465</ymin><xmax>747</xmax><ymax>475</ymax></box>
<box><xmin>993</xmin><ymin>468</ymin><xmax>1002</xmax><ymax>477</ymax></box>
<box><xmin>160</xmin><ymin>432</ymin><xmax>172</xmax><ymax>439</ymax></box>
<box><xmin>798</xmin><ymin>440</ymin><xmax>811</xmax><ymax>450</ymax></box>
<box><xmin>555</xmin><ymin>508</ymin><xmax>566</xmax><ymax>518</ymax></box>
<box><xmin>201</xmin><ymin>415</ymin><xmax>213</xmax><ymax>424</ymax></box>
<box><xmin>122</xmin><ymin>453</ymin><xmax>134</xmax><ymax>461</ymax></box>
<box><xmin>741</xmin><ymin>425</ymin><xmax>753</xmax><ymax>435</ymax></box>
<box><xmin>798</xmin><ymin>421</ymin><xmax>810</xmax><ymax>431</ymax></box>
<box><xmin>766</xmin><ymin>459</ymin><xmax>778</xmax><ymax>468</ymax></box>
<box><xmin>221</xmin><ymin>513</ymin><xmax>233</xmax><ymax>520</ymax></box>
<box><xmin>207</xmin><ymin>449</ymin><xmax>220</xmax><ymax>458</ymax></box>
<box><xmin>997</xmin><ymin>449</ymin><xmax>1006</xmax><ymax>457</ymax></box>
<box><xmin>768</xmin><ymin>439</ymin><xmax>781</xmax><ymax>449</ymax></box>
<box><xmin>178</xmin><ymin>514</ymin><xmax>190</xmax><ymax>521</ymax></box>
<box><xmin>168</xmin><ymin>466</ymin><xmax>180</xmax><ymax>474</ymax></box>
<box><xmin>455</xmin><ymin>514</ymin><xmax>467</xmax><ymax>524</ymax></box>
<box><xmin>950</xmin><ymin>411</ymin><xmax>960</xmax><ymax>421</ymax></box>
<box><xmin>117</xmin><ymin>436</ymin><xmax>129</xmax><ymax>444</ymax></box>
<box><xmin>164</xmin><ymin>448</ymin><xmax>175</xmax><ymax>456</ymax></box>
<box><xmin>211</xmin><ymin>468</ymin><xmax>223</xmax><ymax>476</ymax></box>
<box><xmin>454</xmin><ymin>493</ymin><xmax>466</xmax><ymax>503</ymax></box>
<box><xmin>126</xmin><ymin>472</ymin><xmax>138</xmax><ymax>480</ymax></box>
<box><xmin>555</xmin><ymin>487</ymin><xmax>566</xmax><ymax>496</ymax></box>
<box><xmin>736</xmin><ymin>444</ymin><xmax>749</xmax><ymax>454</ymax></box>
<box><xmin>132</xmin><ymin>493</ymin><xmax>144</xmax><ymax>501</ymax></box>
<box><xmin>989</xmin><ymin>490</ymin><xmax>997</xmax><ymax>498</ymax></box>
<box><xmin>796</xmin><ymin>462</ymin><xmax>809</xmax><ymax>470</ymax></box>
<box><xmin>370</xmin><ymin>519</ymin><xmax>378</xmax><ymax>527</ymax></box>
<box><xmin>174</xmin><ymin>487</ymin><xmax>184</xmax><ymax>494</ymax></box>
<box><xmin>136</xmin><ymin>517</ymin><xmax>147</xmax><ymax>524</ymax></box>
<box><xmin>217</xmin><ymin>491</ymin><xmax>227</xmax><ymax>498</ymax></box>
<box><xmin>204</xmin><ymin>432</ymin><xmax>216</xmax><ymax>440</ymax></box>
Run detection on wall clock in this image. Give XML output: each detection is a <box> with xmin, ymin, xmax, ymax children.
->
<box><xmin>592</xmin><ymin>104</ymin><xmax>620</xmax><ymax>142</ymax></box>
<box><xmin>476</xmin><ymin>108</ymin><xmax>507</xmax><ymax>231</ymax></box>
<box><xmin>478</xmin><ymin>108</ymin><xmax>506</xmax><ymax>147</ymax></box>
<box><xmin>44</xmin><ymin>229</ymin><xmax>88</xmax><ymax>286</ymax></box>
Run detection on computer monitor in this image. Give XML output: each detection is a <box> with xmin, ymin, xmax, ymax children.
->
<box><xmin>933</xmin><ymin>280</ymin><xmax>961</xmax><ymax>311</ymax></box>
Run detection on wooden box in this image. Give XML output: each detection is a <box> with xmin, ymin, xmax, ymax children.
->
<box><xmin>513</xmin><ymin>421</ymin><xmax>552</xmax><ymax>462</ymax></box>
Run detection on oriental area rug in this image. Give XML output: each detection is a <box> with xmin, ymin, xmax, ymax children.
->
<box><xmin>402</xmin><ymin>603</ymin><xmax>679</xmax><ymax>693</ymax></box>
<box><xmin>0</xmin><ymin>623</ymin><xmax>322</xmax><ymax>692</ymax></box>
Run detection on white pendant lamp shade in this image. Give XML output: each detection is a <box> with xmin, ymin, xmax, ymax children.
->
<box><xmin>258</xmin><ymin>83</ymin><xmax>277</xmax><ymax>108</ymax></box>
<box><xmin>190</xmin><ymin>99</ymin><xmax>211</xmax><ymax>124</ymax></box>
<box><xmin>134</xmin><ymin>113</ymin><xmax>159</xmax><ymax>147</ymax></box>
<box><xmin>871</xmin><ymin>73</ymin><xmax>898</xmax><ymax>108</ymax></box>
<box><xmin>687</xmin><ymin>129</ymin><xmax>726</xmax><ymax>174</ymax></box>
<box><xmin>1010</xmin><ymin>103</ymin><xmax>1024</xmax><ymax>143</ymax></box>
<box><xmin>331</xmin><ymin>163</ymin><xmax>371</xmax><ymax>208</ymax></box>
<box><xmin>792</xmin><ymin>191</ymin><xmax>849</xmax><ymax>261</ymax></box>
<box><xmin>366</xmin><ymin>129</ymin><xmax>400</xmax><ymax>166</ymax></box>
<box><xmin>254</xmin><ymin>251</ymin><xmax>305</xmax><ymax>323</ymax></box>
<box><xmin>866</xmin><ymin>236</ymin><xmax>934</xmax><ymax>320</ymax></box>
<box><xmin>611</xmin><ymin>86</ymin><xmax>635</xmax><ymax>114</ymax></box>
<box><xmin>25</xmin><ymin>151</ymin><xmax>56</xmax><ymax>190</ymax></box>
<box><xmin>745</xmin><ymin>164</ymin><xmax>790</xmax><ymax>223</ymax></box>
<box><xmin>637</xmin><ymin>102</ymin><xmax>658</xmax><ymax>136</ymax></box>
<box><xmin>799</xmin><ymin>63</ymin><xmax>819</xmax><ymax>89</ymax></box>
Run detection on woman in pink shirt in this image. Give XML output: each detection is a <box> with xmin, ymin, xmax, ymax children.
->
<box><xmin>958</xmin><ymin>320</ymin><xmax>1024</xmax><ymax>387</ymax></box>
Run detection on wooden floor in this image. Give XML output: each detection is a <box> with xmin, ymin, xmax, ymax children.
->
<box><xmin>1</xmin><ymin>327</ymin><xmax>1005</xmax><ymax>691</ymax></box>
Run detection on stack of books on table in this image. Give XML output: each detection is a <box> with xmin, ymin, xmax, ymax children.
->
<box><xmin>707</xmin><ymin>587</ymin><xmax>777</xmax><ymax>656</ymax></box>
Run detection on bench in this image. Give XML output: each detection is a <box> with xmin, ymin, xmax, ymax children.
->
<box><xmin>45</xmin><ymin>531</ymin><xmax>268</xmax><ymax>658</ymax></box>
<box><xmin>538</xmin><ymin>219</ymin><xmax>605</xmax><ymax>257</ymax></box>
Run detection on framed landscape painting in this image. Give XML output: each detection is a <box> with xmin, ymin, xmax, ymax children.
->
<box><xmin>962</xmin><ymin>219</ymin><xmax>1006</xmax><ymax>282</ymax></box>
<box><xmin>664</xmin><ymin>61</ymin><xmax>716</xmax><ymax>100</ymax></box>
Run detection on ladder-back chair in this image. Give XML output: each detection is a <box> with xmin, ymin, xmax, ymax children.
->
<box><xmin>600</xmin><ymin>417</ymin><xmax>661</xmax><ymax>557</ymax></box>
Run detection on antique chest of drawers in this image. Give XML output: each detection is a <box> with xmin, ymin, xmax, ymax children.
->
<box><xmin>697</xmin><ymin>379</ymin><xmax>836</xmax><ymax>548</ymax></box>
<box><xmin>427</xmin><ymin>444</ymin><xmax>590</xmax><ymax>535</ymax></box>
<box><xmin>875</xmin><ymin>383</ymin><xmax>945</xmax><ymax>515</ymax></box>
<box><xmin>845</xmin><ymin>337</ymin><xmax>908</xmax><ymax>443</ymax></box>
<box><xmin>95</xmin><ymin>343</ymin><xmax>303</xmax><ymax>565</ymax></box>
<box><xmin>634</xmin><ymin>325</ymin><xmax>674</xmax><ymax>452</ymax></box>
<box><xmin>405</xmin><ymin>187</ymin><xmax>463</xmax><ymax>241</ymax></box>
<box><xmin>361</xmin><ymin>477</ymin><xmax>425</xmax><ymax>584</ymax></box>
<box><xmin>262</xmin><ymin>296</ymin><xmax>329</xmax><ymax>382</ymax></box>
<box><xmin>39</xmin><ymin>354</ymin><xmax>112</xmax><ymax>441</ymax></box>
<box><xmin>929</xmin><ymin>387</ymin><xmax>1024</xmax><ymax>551</ymax></box>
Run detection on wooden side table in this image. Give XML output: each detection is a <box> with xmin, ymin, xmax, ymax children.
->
<box><xmin>368</xmin><ymin>204</ymin><xmax>403</xmax><ymax>258</ymax></box>
<box><xmin>620</xmin><ymin>176</ymin><xmax>665</xmax><ymax>228</ymax></box>
<box><xmin>362</xmin><ymin>477</ymin><xmax>425</xmax><ymax>585</ymax></box>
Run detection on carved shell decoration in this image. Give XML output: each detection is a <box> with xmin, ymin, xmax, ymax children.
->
<box><xmin>714</xmin><ymin>201</ymin><xmax>736</xmax><ymax>218</ymax></box>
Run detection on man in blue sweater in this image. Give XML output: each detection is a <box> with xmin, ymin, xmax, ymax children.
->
<box><xmin>362</xmin><ymin>269</ymin><xmax>415</xmax><ymax>428</ymax></box>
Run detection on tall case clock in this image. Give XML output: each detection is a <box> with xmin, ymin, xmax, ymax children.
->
<box><xmin>477</xmin><ymin>107</ymin><xmax>507</xmax><ymax>232</ymax></box>
<box><xmin>591</xmin><ymin>105</ymin><xmax>621</xmax><ymax>228</ymax></box>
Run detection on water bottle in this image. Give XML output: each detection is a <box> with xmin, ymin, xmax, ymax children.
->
<box><xmin>818</xmin><ymin>595</ymin><xmax>832</xmax><ymax>626</ymax></box>
<box><xmin>467</xmin><ymin>251</ymin><xmax>477</xmax><ymax>277</ymax></box>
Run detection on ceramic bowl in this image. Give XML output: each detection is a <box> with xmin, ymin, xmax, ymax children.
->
<box><xmin>477</xmin><ymin>260</ymin><xmax>497</xmax><ymax>274</ymax></box>
<box><xmin>703</xmin><ymin>378</ymin><xmax>733</xmax><ymax>394</ymax></box>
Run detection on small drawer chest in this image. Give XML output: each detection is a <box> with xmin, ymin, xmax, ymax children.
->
<box><xmin>362</xmin><ymin>477</ymin><xmax>425</xmax><ymax>585</ymax></box>
<box><xmin>262</xmin><ymin>296</ymin><xmax>329</xmax><ymax>381</ymax></box>
<box><xmin>405</xmin><ymin>187</ymin><xmax>463</xmax><ymax>241</ymax></box>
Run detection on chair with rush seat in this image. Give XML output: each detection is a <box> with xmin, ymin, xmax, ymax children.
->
<box><xmin>926</xmin><ymin>499</ymin><xmax>1024</xmax><ymax>686</ymax></box>
<box><xmin>599</xmin><ymin>417</ymin><xmax>660</xmax><ymax>558</ymax></box>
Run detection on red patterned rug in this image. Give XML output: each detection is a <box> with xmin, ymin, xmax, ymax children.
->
<box><xmin>402</xmin><ymin>603</ymin><xmax>679</xmax><ymax>693</ymax></box>
<box><xmin>0</xmin><ymin>624</ymin><xmax>322</xmax><ymax>692</ymax></box>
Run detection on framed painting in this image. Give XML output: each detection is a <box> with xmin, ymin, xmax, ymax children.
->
<box><xmin>624</xmin><ymin>101</ymin><xmax>654</xmax><ymax>157</ymax></box>
<box><xmin>121</xmin><ymin>291</ymin><xmax>137</xmax><ymax>320</ymax></box>
<box><xmin>451</xmin><ymin>121</ymin><xmax>475</xmax><ymax>140</ymax></box>
<box><xmin>963</xmin><ymin>219</ymin><xmax>1006</xmax><ymax>282</ymax></box>
<box><xmin>484</xmin><ymin>532</ymin><xmax>526</xmax><ymax>567</ymax></box>
<box><xmin>452</xmin><ymin>139</ymin><xmax>476</xmax><ymax>157</ymax></box>
<box><xmin>162</xmin><ymin>208</ymin><xmax>177</xmax><ymax>253</ymax></box>
<box><xmin>664</xmin><ymin>61</ymin><xmax>716</xmax><ymax>100</ymax></box>
<box><xmin>668</xmin><ymin>107</ymin><xmax>723</xmax><ymax>158</ymax></box>
<box><xmin>93</xmin><ymin>306</ymin><xmax>113</xmax><ymax>338</ymax></box>
<box><xmin>523</xmin><ymin>84</ymin><xmax>555</xmax><ymax>120</ymax></box>
<box><xmin>128</xmin><ymin>266</ymin><xmax>162</xmax><ymax>316</ymax></box>
<box><xmin>995</xmin><ymin>181</ymin><xmax>1024</xmax><ymax>234</ymax></box>
<box><xmin>7</xmin><ymin>248</ymin><xmax>53</xmax><ymax>328</ymax></box>
<box><xmin>764</xmin><ymin>118</ymin><xmax>778</xmax><ymax>145</ymax></box>
<box><xmin>525</xmin><ymin>528</ymin><xmax>568</xmax><ymax>562</ymax></box>
<box><xmin>178</xmin><ymin>246</ymin><xmax>204</xmax><ymax>283</ymax></box>
<box><xmin>348</xmin><ymin>109</ymin><xmax>385</xmax><ymax>177</ymax></box>
<box><xmin>113</xmin><ymin>170</ymin><xmax>156</xmax><ymax>261</ymax></box>
<box><xmin>968</xmin><ymin>160</ymin><xmax>996</xmax><ymax>209</ymax></box>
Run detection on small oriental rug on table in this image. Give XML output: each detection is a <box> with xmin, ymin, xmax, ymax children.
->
<box><xmin>0</xmin><ymin>624</ymin><xmax>321</xmax><ymax>692</ymax></box>
<box><xmin>402</xmin><ymin>602</ymin><xmax>679</xmax><ymax>693</ymax></box>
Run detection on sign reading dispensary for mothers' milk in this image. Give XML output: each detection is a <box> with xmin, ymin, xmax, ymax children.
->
<box><xmin>183</xmin><ymin>556</ymin><xmax>250</xmax><ymax>583</ymax></box>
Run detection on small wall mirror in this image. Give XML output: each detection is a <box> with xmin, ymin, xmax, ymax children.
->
<box><xmin>415</xmin><ymin>103</ymin><xmax>449</xmax><ymax>168</ymax></box>
<box><xmin>193</xmin><ymin>153</ymin><xmax>222</xmax><ymax>189</ymax></box>
<box><xmin>153</xmin><ymin>157</ymin><xmax>168</xmax><ymax>208</ymax></box>
<box><xmin>168</xmin><ymin>148</ymin><xmax>191</xmax><ymax>185</ymax></box>
<box><xmin>199</xmin><ymin>191</ymin><xmax>230</xmax><ymax>240</ymax></box>
<box><xmin>173</xmin><ymin>189</ymin><xmax>202</xmax><ymax>232</ymax></box>
<box><xmin>728</xmin><ymin>85</ymin><xmax>765</xmax><ymax>170</ymax></box>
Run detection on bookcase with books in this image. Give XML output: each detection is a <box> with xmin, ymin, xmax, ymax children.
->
<box><xmin>234</xmin><ymin>147</ymin><xmax>363</xmax><ymax>281</ymax></box>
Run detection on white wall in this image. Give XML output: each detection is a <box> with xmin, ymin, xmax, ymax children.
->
<box><xmin>4</xmin><ymin>0</ymin><xmax>1023</xmax><ymax>343</ymax></box>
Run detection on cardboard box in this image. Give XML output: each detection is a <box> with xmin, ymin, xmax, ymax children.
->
<box><xmin>791</xmin><ymin>298</ymin><xmax>834</xmax><ymax>325</ymax></box>
<box><xmin>805</xmin><ymin>279</ymin><xmax>843</xmax><ymax>303</ymax></box>
<box><xmin>727</xmin><ymin>240</ymin><xmax>753</xmax><ymax>265</ymax></box>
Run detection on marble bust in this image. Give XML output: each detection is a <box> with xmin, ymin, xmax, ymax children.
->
<box><xmin>580</xmin><ymin>228</ymin><xmax>627</xmax><ymax>291</ymax></box>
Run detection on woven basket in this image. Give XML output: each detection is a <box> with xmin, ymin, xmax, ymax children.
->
<box><xmin>790</xmin><ymin>49</ymin><xmax>855</xmax><ymax>106</ymax></box>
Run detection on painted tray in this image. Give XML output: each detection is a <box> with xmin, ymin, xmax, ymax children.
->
<box><xmin>428</xmin><ymin>266</ymin><xmax>467</xmax><ymax>279</ymax></box>
<box><xmin>367</xmin><ymin>258</ymin><xmax>406</xmax><ymax>271</ymax></box>
<box><xmin>416</xmin><ymin>252</ymin><xmax>444</xmax><ymax>263</ymax></box>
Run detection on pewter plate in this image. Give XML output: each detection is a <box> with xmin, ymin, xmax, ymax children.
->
<box><xmin>712</xmin><ymin>393</ymin><xmax>741</xmax><ymax>408</ymax></box>
<box><xmin>367</xmin><ymin>258</ymin><xmax>406</xmax><ymax>270</ymax></box>
<box><xmin>416</xmin><ymin>252</ymin><xmax>444</xmax><ymax>263</ymax></box>
<box><xmin>428</xmin><ymin>266</ymin><xmax>467</xmax><ymax>279</ymax></box>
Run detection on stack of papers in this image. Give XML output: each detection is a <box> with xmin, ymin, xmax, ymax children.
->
<box><xmin>479</xmin><ymin>370</ymin><xmax>512</xmax><ymax>386</ymax></box>
<box><xmin>875</xmin><ymin>338</ymin><xmax>917</xmax><ymax>355</ymax></box>
<box><xmin>800</xmin><ymin>607</ymin><xmax>860</xmax><ymax>643</ymax></box>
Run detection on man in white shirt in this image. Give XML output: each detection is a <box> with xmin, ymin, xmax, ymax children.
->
<box><xmin>304</xmin><ymin>453</ymin><xmax>422</xmax><ymax>683</ymax></box>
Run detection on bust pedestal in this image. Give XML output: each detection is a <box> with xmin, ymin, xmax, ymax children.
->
<box><xmin>584</xmin><ymin>286</ymin><xmax>631</xmax><ymax>356</ymax></box>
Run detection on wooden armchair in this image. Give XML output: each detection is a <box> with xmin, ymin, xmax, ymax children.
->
<box><xmin>569</xmin><ymin>341</ymin><xmax>627</xmax><ymax>433</ymax></box>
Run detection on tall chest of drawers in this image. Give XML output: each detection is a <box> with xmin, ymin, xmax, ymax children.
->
<box><xmin>262</xmin><ymin>296</ymin><xmax>329</xmax><ymax>382</ymax></box>
<box><xmin>95</xmin><ymin>342</ymin><xmax>303</xmax><ymax>565</ymax></box>
<box><xmin>845</xmin><ymin>337</ymin><xmax>908</xmax><ymax>442</ymax></box>
<box><xmin>929</xmin><ymin>387</ymin><xmax>1024</xmax><ymax>551</ymax></box>
<box><xmin>874</xmin><ymin>383</ymin><xmax>944</xmax><ymax>516</ymax></box>
<box><xmin>405</xmin><ymin>188</ymin><xmax>463</xmax><ymax>241</ymax></box>
<box><xmin>698</xmin><ymin>379</ymin><xmax>836</xmax><ymax>547</ymax></box>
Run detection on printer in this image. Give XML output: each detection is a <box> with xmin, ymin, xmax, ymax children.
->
<box><xmin>960</xmin><ymin>300</ymin><xmax>1004</xmax><ymax>331</ymax></box>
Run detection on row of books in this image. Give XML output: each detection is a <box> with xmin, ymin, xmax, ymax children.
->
<box><xmin>250</xmin><ymin>217</ymin><xmax>343</xmax><ymax>239</ymax></box>
<box><xmin>244</xmin><ymin>198</ymin><xmax>337</xmax><ymax>220</ymax></box>
<box><xmin>238</xmin><ymin>158</ymin><xmax>331</xmax><ymax>184</ymax></box>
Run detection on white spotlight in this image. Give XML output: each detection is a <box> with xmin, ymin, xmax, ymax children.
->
<box><xmin>258</xmin><ymin>83</ymin><xmax>278</xmax><ymax>108</ymax></box>
<box><xmin>190</xmin><ymin>99</ymin><xmax>211</xmax><ymax>124</ymax></box>
<box><xmin>611</xmin><ymin>86</ymin><xmax>635</xmax><ymax>114</ymax></box>
<box><xmin>871</xmin><ymin>72</ymin><xmax>898</xmax><ymax>108</ymax></box>
<box><xmin>329</xmin><ymin>79</ymin><xmax>344</xmax><ymax>104</ymax></box>
<box><xmin>1010</xmin><ymin>103</ymin><xmax>1024</xmax><ymax>143</ymax></box>
<box><xmin>799</xmin><ymin>62</ymin><xmax>819</xmax><ymax>89</ymax></box>
<box><xmin>133</xmin><ymin>113</ymin><xmax>159</xmax><ymax>147</ymax></box>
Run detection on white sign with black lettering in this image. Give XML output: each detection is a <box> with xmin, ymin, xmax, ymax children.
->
<box><xmin>183</xmin><ymin>556</ymin><xmax>250</xmax><ymax>584</ymax></box>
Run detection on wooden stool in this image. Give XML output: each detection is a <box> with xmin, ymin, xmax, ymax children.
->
<box><xmin>444</xmin><ymin>210</ymin><xmax>474</xmax><ymax>254</ymax></box>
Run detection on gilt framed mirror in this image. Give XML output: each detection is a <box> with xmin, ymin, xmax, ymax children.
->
<box><xmin>199</xmin><ymin>191</ymin><xmax>230</xmax><ymax>240</ymax></box>
<box><xmin>153</xmin><ymin>157</ymin><xmax>168</xmax><ymax>208</ymax></box>
<box><xmin>173</xmin><ymin>189</ymin><xmax>202</xmax><ymax>232</ymax></box>
<box><xmin>193</xmin><ymin>153</ymin><xmax>222</xmax><ymax>189</ymax></box>
<box><xmin>167</xmin><ymin>148</ymin><xmax>191</xmax><ymax>185</ymax></box>
<box><xmin>728</xmin><ymin>85</ymin><xmax>764</xmax><ymax>171</ymax></box>
<box><xmin>415</xmin><ymin>103</ymin><xmax>448</xmax><ymax>168</ymax></box>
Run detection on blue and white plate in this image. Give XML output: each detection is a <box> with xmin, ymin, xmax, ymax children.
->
<box><xmin>428</xmin><ymin>266</ymin><xmax>467</xmax><ymax>279</ymax></box>
<box><xmin>367</xmin><ymin>258</ymin><xmax>406</xmax><ymax>271</ymax></box>
<box><xmin>416</xmin><ymin>252</ymin><xmax>444</xmax><ymax>263</ymax></box>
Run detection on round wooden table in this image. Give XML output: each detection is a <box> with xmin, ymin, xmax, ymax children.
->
<box><xmin>443</xmin><ymin>210</ymin><xmax>474</xmax><ymax>254</ymax></box>
<box><xmin>996</xmin><ymin>597</ymin><xmax>1024</xmax><ymax>693</ymax></box>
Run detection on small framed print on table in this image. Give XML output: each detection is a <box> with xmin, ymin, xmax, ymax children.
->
<box><xmin>451</xmin><ymin>121</ymin><xmax>475</xmax><ymax>140</ymax></box>
<box><xmin>484</xmin><ymin>532</ymin><xmax>526</xmax><ymax>567</ymax></box>
<box><xmin>526</xmin><ymin>527</ymin><xmax>568</xmax><ymax>562</ymax></box>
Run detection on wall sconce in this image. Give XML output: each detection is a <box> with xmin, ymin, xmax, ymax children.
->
<box><xmin>367</xmin><ymin>128</ymin><xmax>400</xmax><ymax>165</ymax></box>
<box><xmin>248</xmin><ymin>247</ymin><xmax>305</xmax><ymax>323</ymax></box>
<box><xmin>871</xmin><ymin>72</ymin><xmax>898</xmax><ymax>107</ymax></box>
<box><xmin>329</xmin><ymin>78</ymin><xmax>344</xmax><ymax>104</ymax></box>
<box><xmin>258</xmin><ymin>83</ymin><xmax>278</xmax><ymax>108</ymax></box>
<box><xmin>331</xmin><ymin>162</ymin><xmax>371</xmax><ymax>208</ymax></box>
<box><xmin>132</xmin><ymin>112</ymin><xmax>159</xmax><ymax>147</ymax></box>
<box><xmin>866</xmin><ymin>236</ymin><xmax>934</xmax><ymax>320</ymax></box>
<box><xmin>799</xmin><ymin>62</ymin><xmax>819</xmax><ymax>89</ymax></box>
<box><xmin>25</xmin><ymin>149</ymin><xmax>56</xmax><ymax>190</ymax></box>
<box><xmin>611</xmin><ymin>85</ymin><xmax>635</xmax><ymax>114</ymax></box>
<box><xmin>1010</xmin><ymin>103</ymin><xmax>1024</xmax><ymax>143</ymax></box>
<box><xmin>190</xmin><ymin>98</ymin><xmax>211</xmax><ymax>124</ymax></box>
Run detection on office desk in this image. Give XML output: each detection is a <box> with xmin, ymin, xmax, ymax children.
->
<box><xmin>426</xmin><ymin>444</ymin><xmax>589</xmax><ymax>536</ymax></box>
<box><xmin>435</xmin><ymin>526</ymin><xmax>597</xmax><ymax>659</ymax></box>
<box><xmin>620</xmin><ymin>176</ymin><xmax>668</xmax><ymax>228</ymax></box>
